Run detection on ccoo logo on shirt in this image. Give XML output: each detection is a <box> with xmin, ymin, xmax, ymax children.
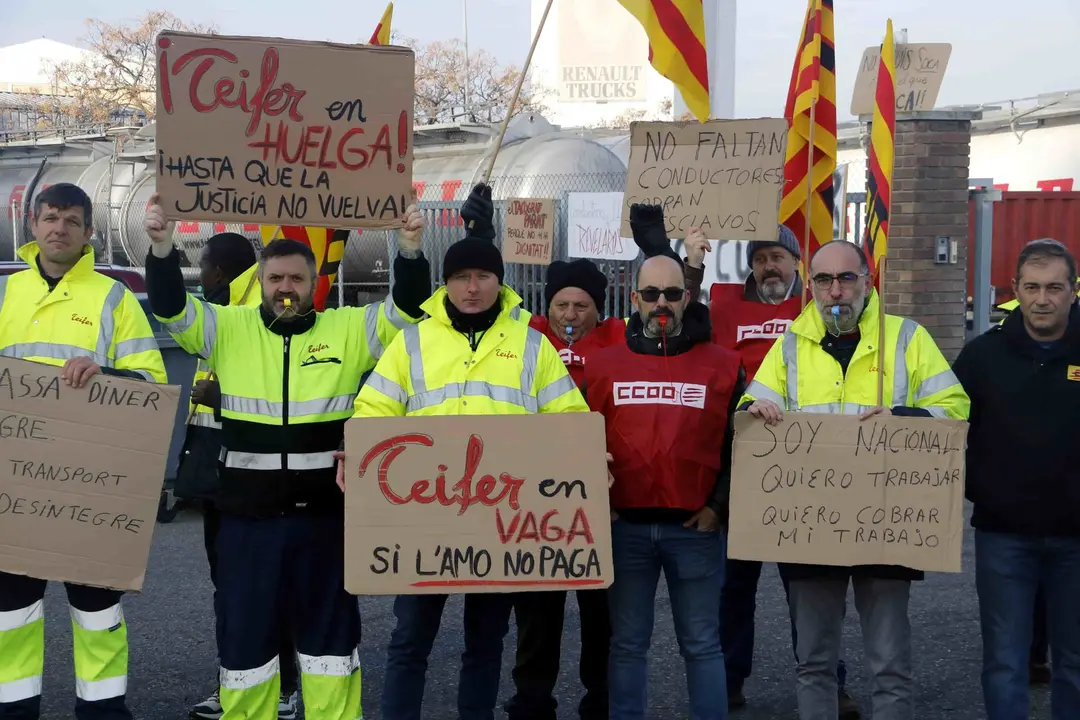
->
<box><xmin>613</xmin><ymin>381</ymin><xmax>707</xmax><ymax>409</ymax></box>
<box><xmin>737</xmin><ymin>319</ymin><xmax>791</xmax><ymax>343</ymax></box>
<box><xmin>558</xmin><ymin>347</ymin><xmax>585</xmax><ymax>366</ymax></box>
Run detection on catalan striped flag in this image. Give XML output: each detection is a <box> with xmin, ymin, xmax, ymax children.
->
<box><xmin>369</xmin><ymin>2</ymin><xmax>393</xmax><ymax>45</ymax></box>
<box><xmin>864</xmin><ymin>18</ymin><xmax>896</xmax><ymax>286</ymax></box>
<box><xmin>616</xmin><ymin>0</ymin><xmax>710</xmax><ymax>122</ymax></box>
<box><xmin>259</xmin><ymin>226</ymin><xmax>347</xmax><ymax>312</ymax></box>
<box><xmin>779</xmin><ymin>0</ymin><xmax>837</xmax><ymax>269</ymax></box>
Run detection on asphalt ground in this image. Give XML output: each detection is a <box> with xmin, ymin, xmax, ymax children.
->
<box><xmin>39</xmin><ymin>504</ymin><xmax>1053</xmax><ymax>719</ymax></box>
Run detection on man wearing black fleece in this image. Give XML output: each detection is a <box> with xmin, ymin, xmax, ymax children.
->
<box><xmin>953</xmin><ymin>238</ymin><xmax>1080</xmax><ymax>720</ymax></box>
<box><xmin>584</xmin><ymin>253</ymin><xmax>746</xmax><ymax>720</ymax></box>
<box><xmin>143</xmin><ymin>192</ymin><xmax>431</xmax><ymax>720</ymax></box>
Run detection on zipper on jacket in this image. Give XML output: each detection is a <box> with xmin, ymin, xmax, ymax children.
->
<box><xmin>281</xmin><ymin>336</ymin><xmax>291</xmax><ymax>512</ymax></box>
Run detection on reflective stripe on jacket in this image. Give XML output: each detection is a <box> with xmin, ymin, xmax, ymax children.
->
<box><xmin>0</xmin><ymin>243</ymin><xmax>166</xmax><ymax>383</ymax></box>
<box><xmin>353</xmin><ymin>285</ymin><xmax>588</xmax><ymax>418</ymax></box>
<box><xmin>156</xmin><ymin>285</ymin><xmax>418</xmax><ymax>514</ymax></box>
<box><xmin>188</xmin><ymin>265</ymin><xmax>262</xmax><ymax>429</ymax></box>
<box><xmin>740</xmin><ymin>289</ymin><xmax>970</xmax><ymax>420</ymax></box>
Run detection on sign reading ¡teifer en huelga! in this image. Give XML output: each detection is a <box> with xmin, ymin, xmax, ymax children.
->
<box><xmin>727</xmin><ymin>411</ymin><xmax>969</xmax><ymax>573</ymax></box>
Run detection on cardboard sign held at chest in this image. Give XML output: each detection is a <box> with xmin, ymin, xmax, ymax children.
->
<box><xmin>502</xmin><ymin>198</ymin><xmax>555</xmax><ymax>266</ymax></box>
<box><xmin>154</xmin><ymin>31</ymin><xmax>415</xmax><ymax>230</ymax></box>
<box><xmin>343</xmin><ymin>413</ymin><xmax>613</xmax><ymax>595</ymax></box>
<box><xmin>620</xmin><ymin>118</ymin><xmax>789</xmax><ymax>242</ymax></box>
<box><xmin>727</xmin><ymin>411</ymin><xmax>969</xmax><ymax>573</ymax></box>
<box><xmin>0</xmin><ymin>357</ymin><xmax>181</xmax><ymax>592</ymax></box>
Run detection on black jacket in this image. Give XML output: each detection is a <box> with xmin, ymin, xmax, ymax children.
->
<box><xmin>953</xmin><ymin>302</ymin><xmax>1080</xmax><ymax>537</ymax></box>
<box><xmin>589</xmin><ymin>302</ymin><xmax>746</xmax><ymax>526</ymax></box>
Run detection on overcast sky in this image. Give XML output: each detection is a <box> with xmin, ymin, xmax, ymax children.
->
<box><xmin>2</xmin><ymin>0</ymin><xmax>1076</xmax><ymax>120</ymax></box>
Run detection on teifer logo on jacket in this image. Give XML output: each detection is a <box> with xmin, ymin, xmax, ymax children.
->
<box><xmin>613</xmin><ymin>381</ymin><xmax>707</xmax><ymax>409</ymax></box>
<box><xmin>1067</xmin><ymin>365</ymin><xmax>1080</xmax><ymax>381</ymax></box>
<box><xmin>737</xmin><ymin>319</ymin><xmax>791</xmax><ymax>343</ymax></box>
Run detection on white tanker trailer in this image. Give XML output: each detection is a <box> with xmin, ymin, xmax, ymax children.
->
<box><xmin>0</xmin><ymin>113</ymin><xmax>628</xmax><ymax>287</ymax></box>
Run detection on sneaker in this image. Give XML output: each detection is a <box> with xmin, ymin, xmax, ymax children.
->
<box><xmin>279</xmin><ymin>691</ymin><xmax>298</xmax><ymax>720</ymax></box>
<box><xmin>190</xmin><ymin>689</ymin><xmax>223</xmax><ymax>720</ymax></box>
<box><xmin>838</xmin><ymin>689</ymin><xmax>861</xmax><ymax>720</ymax></box>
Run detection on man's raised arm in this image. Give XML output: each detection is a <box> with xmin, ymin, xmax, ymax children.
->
<box><xmin>143</xmin><ymin>193</ymin><xmax>221</xmax><ymax>364</ymax></box>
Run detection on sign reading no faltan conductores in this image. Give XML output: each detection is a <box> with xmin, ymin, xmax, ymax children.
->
<box><xmin>343</xmin><ymin>414</ymin><xmax>614</xmax><ymax>595</ymax></box>
<box><xmin>154</xmin><ymin>31</ymin><xmax>416</xmax><ymax>230</ymax></box>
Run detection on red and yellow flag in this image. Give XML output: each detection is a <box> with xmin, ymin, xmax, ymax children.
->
<box><xmin>616</xmin><ymin>0</ymin><xmax>710</xmax><ymax>122</ymax></box>
<box><xmin>369</xmin><ymin>2</ymin><xmax>393</xmax><ymax>45</ymax></box>
<box><xmin>779</xmin><ymin>0</ymin><xmax>837</xmax><ymax>269</ymax></box>
<box><xmin>864</xmin><ymin>19</ymin><xmax>896</xmax><ymax>286</ymax></box>
<box><xmin>259</xmin><ymin>226</ymin><xmax>347</xmax><ymax>312</ymax></box>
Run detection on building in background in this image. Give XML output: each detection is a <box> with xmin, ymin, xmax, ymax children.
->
<box><xmin>529</xmin><ymin>0</ymin><xmax>675</xmax><ymax>127</ymax></box>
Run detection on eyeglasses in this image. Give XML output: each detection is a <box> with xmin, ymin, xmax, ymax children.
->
<box><xmin>812</xmin><ymin>272</ymin><xmax>865</xmax><ymax>291</ymax></box>
<box><xmin>637</xmin><ymin>286</ymin><xmax>685</xmax><ymax>303</ymax></box>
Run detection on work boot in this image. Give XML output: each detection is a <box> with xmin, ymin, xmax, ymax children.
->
<box><xmin>838</xmin><ymin>688</ymin><xmax>861</xmax><ymax>720</ymax></box>
<box><xmin>1030</xmin><ymin>660</ymin><xmax>1053</xmax><ymax>685</ymax></box>
<box><xmin>190</xmin><ymin>689</ymin><xmax>222</xmax><ymax>720</ymax></box>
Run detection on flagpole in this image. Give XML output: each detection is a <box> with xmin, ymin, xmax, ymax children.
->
<box><xmin>877</xmin><ymin>256</ymin><xmax>887</xmax><ymax>406</ymax></box>
<box><xmin>800</xmin><ymin>98</ymin><xmax>817</xmax><ymax>309</ymax></box>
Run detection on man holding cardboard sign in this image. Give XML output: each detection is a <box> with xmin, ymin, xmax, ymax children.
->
<box><xmin>0</xmin><ymin>183</ymin><xmax>166</xmax><ymax>720</ymax></box>
<box><xmin>739</xmin><ymin>240</ymin><xmax>969</xmax><ymax>720</ymax></box>
<box><xmin>348</xmin><ymin>183</ymin><xmax>589</xmax><ymax>720</ymax></box>
<box><xmin>143</xmin><ymin>193</ymin><xmax>430</xmax><ymax>720</ymax></box>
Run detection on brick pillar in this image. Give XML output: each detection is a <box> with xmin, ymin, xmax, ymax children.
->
<box><xmin>878</xmin><ymin>110</ymin><xmax>981</xmax><ymax>361</ymax></box>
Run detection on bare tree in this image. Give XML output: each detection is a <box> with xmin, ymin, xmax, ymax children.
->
<box><xmin>396</xmin><ymin>34</ymin><xmax>550</xmax><ymax>125</ymax></box>
<box><xmin>591</xmin><ymin>97</ymin><xmax>674</xmax><ymax>129</ymax></box>
<box><xmin>43</xmin><ymin>11</ymin><xmax>215</xmax><ymax>126</ymax></box>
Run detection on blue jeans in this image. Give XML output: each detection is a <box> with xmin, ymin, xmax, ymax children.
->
<box><xmin>381</xmin><ymin>593</ymin><xmax>513</xmax><ymax>720</ymax></box>
<box><xmin>609</xmin><ymin>519</ymin><xmax>727</xmax><ymax>720</ymax></box>
<box><xmin>975</xmin><ymin>530</ymin><xmax>1080</xmax><ymax>720</ymax></box>
<box><xmin>720</xmin><ymin>559</ymin><xmax>848</xmax><ymax>692</ymax></box>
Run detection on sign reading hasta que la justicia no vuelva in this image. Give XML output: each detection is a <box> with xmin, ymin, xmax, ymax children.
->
<box><xmin>154</xmin><ymin>31</ymin><xmax>416</xmax><ymax>230</ymax></box>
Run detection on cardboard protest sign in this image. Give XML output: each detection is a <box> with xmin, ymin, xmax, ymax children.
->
<box><xmin>620</xmin><ymin>118</ymin><xmax>788</xmax><ymax>242</ymax></box>
<box><xmin>155</xmin><ymin>31</ymin><xmax>415</xmax><ymax>229</ymax></box>
<box><xmin>343</xmin><ymin>413</ymin><xmax>613</xmax><ymax>595</ymax></box>
<box><xmin>851</xmin><ymin>43</ymin><xmax>952</xmax><ymax>116</ymax></box>
<box><xmin>566</xmin><ymin>192</ymin><xmax>639</xmax><ymax>262</ymax></box>
<box><xmin>0</xmin><ymin>357</ymin><xmax>181</xmax><ymax>591</ymax></box>
<box><xmin>727</xmin><ymin>412</ymin><xmax>968</xmax><ymax>573</ymax></box>
<box><xmin>503</xmin><ymin>198</ymin><xmax>554</xmax><ymax>266</ymax></box>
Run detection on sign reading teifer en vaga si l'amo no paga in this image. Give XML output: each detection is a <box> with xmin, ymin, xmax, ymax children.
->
<box><xmin>0</xmin><ymin>357</ymin><xmax>181</xmax><ymax>592</ymax></box>
<box><xmin>154</xmin><ymin>30</ymin><xmax>415</xmax><ymax>230</ymax></box>
<box><xmin>343</xmin><ymin>413</ymin><xmax>613</xmax><ymax>595</ymax></box>
<box><xmin>727</xmin><ymin>411</ymin><xmax>969</xmax><ymax>573</ymax></box>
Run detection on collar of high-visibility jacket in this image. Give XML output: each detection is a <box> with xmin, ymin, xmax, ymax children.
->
<box><xmin>421</xmin><ymin>284</ymin><xmax>525</xmax><ymax>326</ymax></box>
<box><xmin>789</xmin><ymin>287</ymin><xmax>880</xmax><ymax>343</ymax></box>
<box><xmin>17</xmin><ymin>241</ymin><xmax>95</xmax><ymax>281</ymax></box>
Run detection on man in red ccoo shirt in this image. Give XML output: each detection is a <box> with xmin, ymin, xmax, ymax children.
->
<box><xmin>585</xmin><ymin>253</ymin><xmax>745</xmax><ymax>719</ymax></box>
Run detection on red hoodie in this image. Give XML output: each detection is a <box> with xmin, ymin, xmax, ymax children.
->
<box><xmin>710</xmin><ymin>282</ymin><xmax>801</xmax><ymax>381</ymax></box>
<box><xmin>528</xmin><ymin>315</ymin><xmax>626</xmax><ymax>388</ymax></box>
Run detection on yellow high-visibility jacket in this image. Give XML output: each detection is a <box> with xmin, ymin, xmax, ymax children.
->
<box><xmin>0</xmin><ymin>243</ymin><xmax>166</xmax><ymax>382</ymax></box>
<box><xmin>188</xmin><ymin>264</ymin><xmax>262</xmax><ymax>429</ymax></box>
<box><xmin>156</xmin><ymin>277</ymin><xmax>419</xmax><ymax>514</ymax></box>
<box><xmin>740</xmin><ymin>289</ymin><xmax>969</xmax><ymax>420</ymax></box>
<box><xmin>354</xmin><ymin>285</ymin><xmax>588</xmax><ymax>417</ymax></box>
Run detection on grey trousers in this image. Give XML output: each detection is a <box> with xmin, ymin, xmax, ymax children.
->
<box><xmin>789</xmin><ymin>577</ymin><xmax>913</xmax><ymax>720</ymax></box>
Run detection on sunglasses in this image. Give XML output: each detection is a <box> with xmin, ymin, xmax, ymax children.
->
<box><xmin>811</xmin><ymin>272</ymin><xmax>864</xmax><ymax>291</ymax></box>
<box><xmin>637</xmin><ymin>286</ymin><xmax>685</xmax><ymax>303</ymax></box>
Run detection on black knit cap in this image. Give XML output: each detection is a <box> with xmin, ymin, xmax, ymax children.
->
<box><xmin>544</xmin><ymin>259</ymin><xmax>607</xmax><ymax>314</ymax></box>
<box><xmin>442</xmin><ymin>237</ymin><xmax>505</xmax><ymax>284</ymax></box>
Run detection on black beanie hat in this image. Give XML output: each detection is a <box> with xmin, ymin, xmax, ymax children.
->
<box><xmin>544</xmin><ymin>259</ymin><xmax>607</xmax><ymax>315</ymax></box>
<box><xmin>442</xmin><ymin>237</ymin><xmax>505</xmax><ymax>284</ymax></box>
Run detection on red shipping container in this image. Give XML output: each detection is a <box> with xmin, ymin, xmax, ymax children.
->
<box><xmin>967</xmin><ymin>191</ymin><xmax>1080</xmax><ymax>304</ymax></box>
